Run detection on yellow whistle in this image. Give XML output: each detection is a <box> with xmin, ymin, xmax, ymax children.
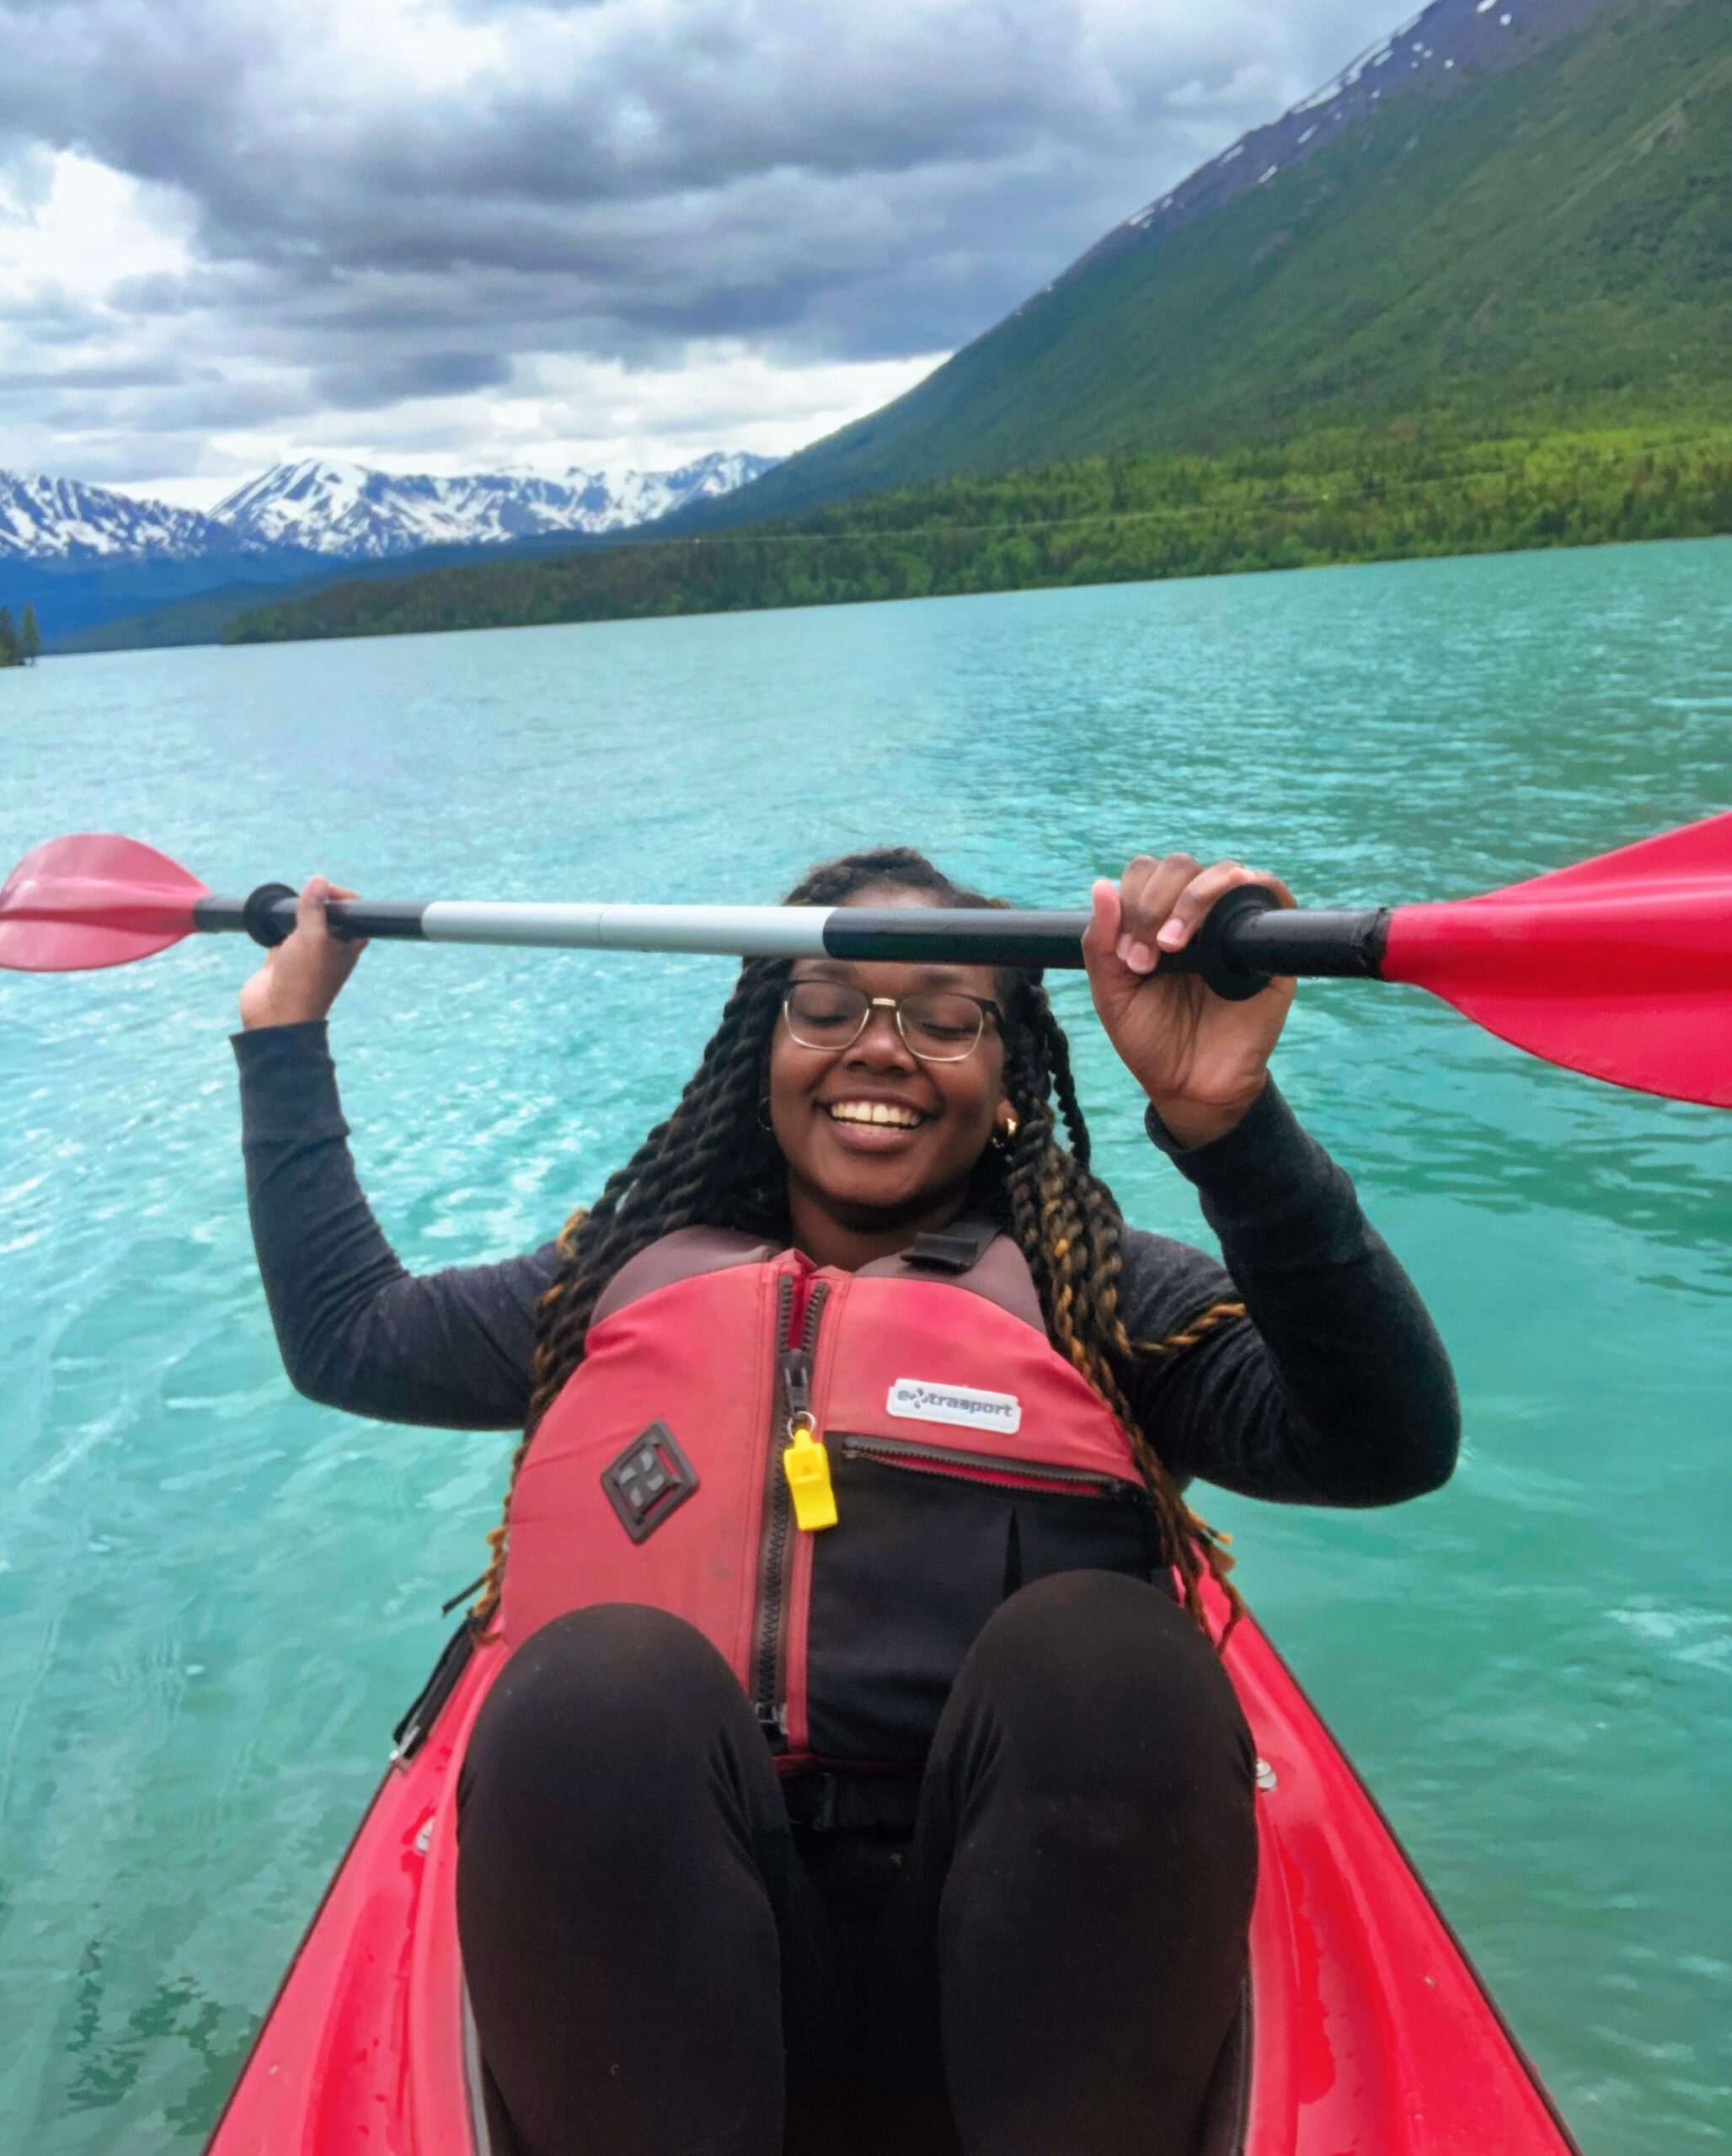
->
<box><xmin>783</xmin><ymin>1420</ymin><xmax>838</xmax><ymax>1532</ymax></box>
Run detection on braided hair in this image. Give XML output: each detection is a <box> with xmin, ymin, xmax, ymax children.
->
<box><xmin>471</xmin><ymin>846</ymin><xmax>1246</xmax><ymax>1641</ymax></box>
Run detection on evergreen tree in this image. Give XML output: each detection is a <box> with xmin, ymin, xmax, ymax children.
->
<box><xmin>19</xmin><ymin>602</ymin><xmax>40</xmax><ymax>664</ymax></box>
<box><xmin>0</xmin><ymin>606</ymin><xmax>19</xmax><ymax>669</ymax></box>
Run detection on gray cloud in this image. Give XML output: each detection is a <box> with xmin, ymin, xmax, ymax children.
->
<box><xmin>1</xmin><ymin>358</ymin><xmax>187</xmax><ymax>390</ymax></box>
<box><xmin>313</xmin><ymin>349</ymin><xmax>514</xmax><ymax>408</ymax></box>
<box><xmin>38</xmin><ymin>373</ymin><xmax>316</xmax><ymax>435</ymax></box>
<box><xmin>0</xmin><ymin>0</ymin><xmax>1404</xmax><ymax>478</ymax></box>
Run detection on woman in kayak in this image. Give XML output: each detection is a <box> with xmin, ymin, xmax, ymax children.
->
<box><xmin>235</xmin><ymin>846</ymin><xmax>1458</xmax><ymax>2156</ymax></box>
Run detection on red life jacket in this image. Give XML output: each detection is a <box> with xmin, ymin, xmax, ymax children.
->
<box><xmin>496</xmin><ymin>1222</ymin><xmax>1168</xmax><ymax>1769</ymax></box>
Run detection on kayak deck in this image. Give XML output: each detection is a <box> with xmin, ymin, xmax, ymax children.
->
<box><xmin>206</xmin><ymin>1592</ymin><xmax>1578</xmax><ymax>2153</ymax></box>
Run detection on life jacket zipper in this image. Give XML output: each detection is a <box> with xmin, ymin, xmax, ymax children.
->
<box><xmin>837</xmin><ymin>1433</ymin><xmax>1141</xmax><ymax>1501</ymax></box>
<box><xmin>751</xmin><ymin>1273</ymin><xmax>830</xmax><ymax>1742</ymax></box>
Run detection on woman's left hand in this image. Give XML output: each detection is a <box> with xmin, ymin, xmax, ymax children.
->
<box><xmin>1082</xmin><ymin>854</ymin><xmax>1297</xmax><ymax>1149</ymax></box>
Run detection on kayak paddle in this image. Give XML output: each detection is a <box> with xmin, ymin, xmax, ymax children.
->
<box><xmin>2</xmin><ymin>815</ymin><xmax>1728</xmax><ymax>1107</ymax></box>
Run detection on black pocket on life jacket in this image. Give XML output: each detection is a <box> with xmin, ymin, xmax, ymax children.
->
<box><xmin>804</xmin><ymin>1443</ymin><xmax>1158</xmax><ymax>1765</ymax></box>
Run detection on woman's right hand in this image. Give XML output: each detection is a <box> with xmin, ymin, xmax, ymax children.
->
<box><xmin>238</xmin><ymin>877</ymin><xmax>368</xmax><ymax>1030</ymax></box>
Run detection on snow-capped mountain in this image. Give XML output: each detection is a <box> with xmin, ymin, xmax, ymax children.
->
<box><xmin>1064</xmin><ymin>0</ymin><xmax>1615</xmax><ymax>287</ymax></box>
<box><xmin>0</xmin><ymin>471</ymin><xmax>235</xmax><ymax>563</ymax></box>
<box><xmin>0</xmin><ymin>451</ymin><xmax>776</xmax><ymax>569</ymax></box>
<box><xmin>210</xmin><ymin>451</ymin><xmax>778</xmax><ymax>560</ymax></box>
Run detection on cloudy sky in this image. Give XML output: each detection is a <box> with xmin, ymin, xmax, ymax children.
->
<box><xmin>0</xmin><ymin>0</ymin><xmax>1402</xmax><ymax>504</ymax></box>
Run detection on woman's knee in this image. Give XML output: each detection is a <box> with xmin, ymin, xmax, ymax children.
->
<box><xmin>460</xmin><ymin>1602</ymin><xmax>751</xmax><ymax>1819</ymax></box>
<box><xmin>945</xmin><ymin>1570</ymin><xmax>1256</xmax><ymax>1806</ymax></box>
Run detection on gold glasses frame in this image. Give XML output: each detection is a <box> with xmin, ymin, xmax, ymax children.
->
<box><xmin>781</xmin><ymin>985</ymin><xmax>1003</xmax><ymax>1064</ymax></box>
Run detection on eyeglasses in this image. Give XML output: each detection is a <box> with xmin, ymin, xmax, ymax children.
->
<box><xmin>782</xmin><ymin>981</ymin><xmax>1002</xmax><ymax>1063</ymax></box>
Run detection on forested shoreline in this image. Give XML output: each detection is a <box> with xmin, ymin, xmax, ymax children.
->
<box><xmin>0</xmin><ymin>603</ymin><xmax>41</xmax><ymax>666</ymax></box>
<box><xmin>223</xmin><ymin>424</ymin><xmax>1730</xmax><ymax>647</ymax></box>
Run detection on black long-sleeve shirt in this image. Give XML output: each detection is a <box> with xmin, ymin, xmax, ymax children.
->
<box><xmin>232</xmin><ymin>1022</ymin><xmax>1459</xmax><ymax>1507</ymax></box>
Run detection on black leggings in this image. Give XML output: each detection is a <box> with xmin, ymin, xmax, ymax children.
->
<box><xmin>456</xmin><ymin>1572</ymin><xmax>1258</xmax><ymax>2156</ymax></box>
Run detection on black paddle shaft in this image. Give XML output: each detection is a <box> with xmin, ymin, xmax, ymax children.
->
<box><xmin>831</xmin><ymin>889</ymin><xmax>1392</xmax><ymax>997</ymax></box>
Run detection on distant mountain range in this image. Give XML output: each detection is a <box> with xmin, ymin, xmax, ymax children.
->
<box><xmin>0</xmin><ymin>472</ymin><xmax>228</xmax><ymax>564</ymax></box>
<box><xmin>0</xmin><ymin>453</ymin><xmax>777</xmax><ymax>641</ymax></box>
<box><xmin>201</xmin><ymin>453</ymin><xmax>776</xmax><ymax>559</ymax></box>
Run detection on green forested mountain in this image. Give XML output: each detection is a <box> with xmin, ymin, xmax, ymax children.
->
<box><xmin>684</xmin><ymin>0</ymin><xmax>1728</xmax><ymax>526</ymax></box>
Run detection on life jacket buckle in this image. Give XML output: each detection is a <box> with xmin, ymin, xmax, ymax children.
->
<box><xmin>601</xmin><ymin>1420</ymin><xmax>701</xmax><ymax>1543</ymax></box>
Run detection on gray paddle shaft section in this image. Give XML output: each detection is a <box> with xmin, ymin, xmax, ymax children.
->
<box><xmin>423</xmin><ymin>901</ymin><xmax>847</xmax><ymax>958</ymax></box>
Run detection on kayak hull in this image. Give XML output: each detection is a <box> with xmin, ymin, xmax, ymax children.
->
<box><xmin>206</xmin><ymin>1589</ymin><xmax>1577</xmax><ymax>2153</ymax></box>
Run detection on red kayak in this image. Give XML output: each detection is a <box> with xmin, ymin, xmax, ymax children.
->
<box><xmin>206</xmin><ymin>1578</ymin><xmax>1578</xmax><ymax>2154</ymax></box>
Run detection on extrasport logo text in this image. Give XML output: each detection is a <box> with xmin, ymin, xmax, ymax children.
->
<box><xmin>885</xmin><ymin>1379</ymin><xmax>1023</xmax><ymax>1434</ymax></box>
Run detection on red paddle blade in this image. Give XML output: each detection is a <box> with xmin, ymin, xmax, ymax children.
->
<box><xmin>1382</xmin><ymin>813</ymin><xmax>1732</xmax><ymax>1107</ymax></box>
<box><xmin>0</xmin><ymin>834</ymin><xmax>209</xmax><ymax>974</ymax></box>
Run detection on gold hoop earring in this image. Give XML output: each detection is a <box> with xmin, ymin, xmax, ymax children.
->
<box><xmin>993</xmin><ymin>1113</ymin><xmax>1018</xmax><ymax>1150</ymax></box>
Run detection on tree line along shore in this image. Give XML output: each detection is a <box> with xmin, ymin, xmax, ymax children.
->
<box><xmin>221</xmin><ymin>422</ymin><xmax>1730</xmax><ymax>648</ymax></box>
<box><xmin>1</xmin><ymin>603</ymin><xmax>41</xmax><ymax>666</ymax></box>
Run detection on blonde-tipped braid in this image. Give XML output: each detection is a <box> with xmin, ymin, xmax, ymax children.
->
<box><xmin>996</xmin><ymin>1086</ymin><xmax>1246</xmax><ymax>1644</ymax></box>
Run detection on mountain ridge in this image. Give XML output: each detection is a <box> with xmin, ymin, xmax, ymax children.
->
<box><xmin>0</xmin><ymin>452</ymin><xmax>775</xmax><ymax>568</ymax></box>
<box><xmin>206</xmin><ymin>452</ymin><xmax>776</xmax><ymax>560</ymax></box>
<box><xmin>1050</xmin><ymin>0</ymin><xmax>1616</xmax><ymax>292</ymax></box>
<box><xmin>670</xmin><ymin>0</ymin><xmax>1725</xmax><ymax>529</ymax></box>
<box><xmin>0</xmin><ymin>472</ymin><xmax>244</xmax><ymax>564</ymax></box>
<box><xmin>2</xmin><ymin>452</ymin><xmax>775</xmax><ymax>642</ymax></box>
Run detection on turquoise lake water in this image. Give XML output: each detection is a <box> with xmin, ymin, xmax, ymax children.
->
<box><xmin>2</xmin><ymin>539</ymin><xmax>1729</xmax><ymax>2151</ymax></box>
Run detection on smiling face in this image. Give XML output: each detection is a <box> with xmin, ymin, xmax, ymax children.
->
<box><xmin>767</xmin><ymin>888</ymin><xmax>1012</xmax><ymax>1252</ymax></box>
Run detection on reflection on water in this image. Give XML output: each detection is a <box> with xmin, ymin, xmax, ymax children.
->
<box><xmin>2</xmin><ymin>538</ymin><xmax>1729</xmax><ymax>2152</ymax></box>
<box><xmin>61</xmin><ymin>1946</ymin><xmax>256</xmax><ymax>2132</ymax></box>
